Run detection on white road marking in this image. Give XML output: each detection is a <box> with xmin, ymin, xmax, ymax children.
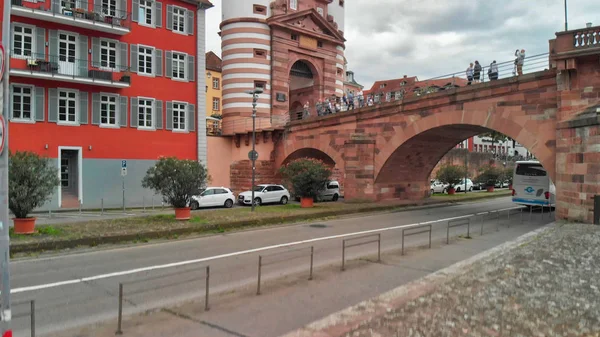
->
<box><xmin>10</xmin><ymin>206</ymin><xmax>524</xmax><ymax>294</ymax></box>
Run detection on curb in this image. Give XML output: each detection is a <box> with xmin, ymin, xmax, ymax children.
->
<box><xmin>280</xmin><ymin>222</ymin><xmax>557</xmax><ymax>337</ymax></box>
<box><xmin>10</xmin><ymin>192</ymin><xmax>511</xmax><ymax>254</ymax></box>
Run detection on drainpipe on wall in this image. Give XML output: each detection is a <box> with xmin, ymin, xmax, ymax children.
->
<box><xmin>196</xmin><ymin>5</ymin><xmax>208</xmax><ymax>167</ymax></box>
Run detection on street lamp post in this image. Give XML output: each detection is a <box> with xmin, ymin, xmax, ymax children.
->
<box><xmin>564</xmin><ymin>0</ymin><xmax>568</xmax><ymax>31</ymax></box>
<box><xmin>245</xmin><ymin>88</ymin><xmax>263</xmax><ymax>212</ymax></box>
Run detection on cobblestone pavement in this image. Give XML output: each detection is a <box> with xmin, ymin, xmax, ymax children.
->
<box><xmin>285</xmin><ymin>223</ymin><xmax>600</xmax><ymax>337</ymax></box>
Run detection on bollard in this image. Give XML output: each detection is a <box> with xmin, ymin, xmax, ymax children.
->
<box><xmin>101</xmin><ymin>198</ymin><xmax>104</xmax><ymax>216</ymax></box>
<box><xmin>256</xmin><ymin>256</ymin><xmax>262</xmax><ymax>295</ymax></box>
<box><xmin>341</xmin><ymin>241</ymin><xmax>346</xmax><ymax>271</ymax></box>
<box><xmin>309</xmin><ymin>246</ymin><xmax>314</xmax><ymax>281</ymax></box>
<box><xmin>116</xmin><ymin>283</ymin><xmax>123</xmax><ymax>335</ymax></box>
<box><xmin>377</xmin><ymin>234</ymin><xmax>381</xmax><ymax>262</ymax></box>
<box><xmin>205</xmin><ymin>266</ymin><xmax>210</xmax><ymax>311</ymax></box>
<box><xmin>48</xmin><ymin>208</ymin><xmax>52</xmax><ymax>219</ymax></box>
<box><xmin>480</xmin><ymin>213</ymin><xmax>485</xmax><ymax>236</ymax></box>
<box><xmin>496</xmin><ymin>211</ymin><xmax>501</xmax><ymax>232</ymax></box>
<box><xmin>30</xmin><ymin>300</ymin><xmax>35</xmax><ymax>337</ymax></box>
<box><xmin>152</xmin><ymin>195</ymin><xmax>155</xmax><ymax>210</ymax></box>
<box><xmin>143</xmin><ymin>197</ymin><xmax>146</xmax><ymax>213</ymax></box>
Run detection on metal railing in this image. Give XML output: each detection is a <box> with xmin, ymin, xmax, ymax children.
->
<box><xmin>13</xmin><ymin>300</ymin><xmax>36</xmax><ymax>337</ymax></box>
<box><xmin>256</xmin><ymin>246</ymin><xmax>314</xmax><ymax>295</ymax></box>
<box><xmin>11</xmin><ymin>51</ymin><xmax>131</xmax><ymax>84</ymax></box>
<box><xmin>446</xmin><ymin>218</ymin><xmax>471</xmax><ymax>244</ymax></box>
<box><xmin>341</xmin><ymin>233</ymin><xmax>381</xmax><ymax>271</ymax></box>
<box><xmin>11</xmin><ymin>0</ymin><xmax>132</xmax><ymax>30</ymax></box>
<box><xmin>401</xmin><ymin>224</ymin><xmax>432</xmax><ymax>255</ymax></box>
<box><xmin>220</xmin><ymin>115</ymin><xmax>290</xmax><ymax>135</ymax></box>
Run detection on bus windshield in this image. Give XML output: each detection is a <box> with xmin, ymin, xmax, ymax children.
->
<box><xmin>515</xmin><ymin>163</ymin><xmax>546</xmax><ymax>177</ymax></box>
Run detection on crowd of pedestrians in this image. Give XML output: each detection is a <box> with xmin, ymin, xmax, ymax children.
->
<box><xmin>466</xmin><ymin>49</ymin><xmax>525</xmax><ymax>85</ymax></box>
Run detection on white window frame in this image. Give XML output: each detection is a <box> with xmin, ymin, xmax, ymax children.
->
<box><xmin>100</xmin><ymin>94</ymin><xmax>119</xmax><ymax>127</ymax></box>
<box><xmin>289</xmin><ymin>0</ymin><xmax>297</xmax><ymax>10</ymax></box>
<box><xmin>12</xmin><ymin>23</ymin><xmax>35</xmax><ymax>59</ymax></box>
<box><xmin>212</xmin><ymin>98</ymin><xmax>219</xmax><ymax>111</ymax></box>
<box><xmin>11</xmin><ymin>84</ymin><xmax>35</xmax><ymax>122</ymax></box>
<box><xmin>57</xmin><ymin>88</ymin><xmax>79</xmax><ymax>126</ymax></box>
<box><xmin>99</xmin><ymin>38</ymin><xmax>118</xmax><ymax>71</ymax></box>
<box><xmin>137</xmin><ymin>44</ymin><xmax>155</xmax><ymax>76</ymax></box>
<box><xmin>138</xmin><ymin>0</ymin><xmax>155</xmax><ymax>28</ymax></box>
<box><xmin>171</xmin><ymin>52</ymin><xmax>187</xmax><ymax>80</ymax></box>
<box><xmin>212</xmin><ymin>77</ymin><xmax>219</xmax><ymax>89</ymax></box>
<box><xmin>137</xmin><ymin>97</ymin><xmax>155</xmax><ymax>129</ymax></box>
<box><xmin>172</xmin><ymin>101</ymin><xmax>187</xmax><ymax>132</ymax></box>
<box><xmin>101</xmin><ymin>0</ymin><xmax>118</xmax><ymax>17</ymax></box>
<box><xmin>171</xmin><ymin>6</ymin><xmax>186</xmax><ymax>34</ymax></box>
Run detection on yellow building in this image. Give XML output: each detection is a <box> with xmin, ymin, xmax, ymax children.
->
<box><xmin>205</xmin><ymin>51</ymin><xmax>222</xmax><ymax>135</ymax></box>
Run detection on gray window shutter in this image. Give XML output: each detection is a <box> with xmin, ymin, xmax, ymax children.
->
<box><xmin>35</xmin><ymin>27</ymin><xmax>45</xmax><ymax>59</ymax></box>
<box><xmin>165</xmin><ymin>51</ymin><xmax>172</xmax><ymax>78</ymax></box>
<box><xmin>155</xmin><ymin>1</ymin><xmax>163</xmax><ymax>27</ymax></box>
<box><xmin>119</xmin><ymin>96</ymin><xmax>128</xmax><ymax>127</ymax></box>
<box><xmin>165</xmin><ymin>102</ymin><xmax>173</xmax><ymax>130</ymax></box>
<box><xmin>92</xmin><ymin>37</ymin><xmax>100</xmax><ymax>68</ymax></box>
<box><xmin>119</xmin><ymin>42</ymin><xmax>127</xmax><ymax>71</ymax></box>
<box><xmin>187</xmin><ymin>104</ymin><xmax>195</xmax><ymax>132</ymax></box>
<box><xmin>49</xmin><ymin>30</ymin><xmax>58</xmax><ymax>56</ymax></box>
<box><xmin>166</xmin><ymin>5</ymin><xmax>173</xmax><ymax>30</ymax></box>
<box><xmin>79</xmin><ymin>92</ymin><xmax>88</xmax><ymax>124</ymax></box>
<box><xmin>187</xmin><ymin>55</ymin><xmax>195</xmax><ymax>82</ymax></box>
<box><xmin>51</xmin><ymin>0</ymin><xmax>60</xmax><ymax>13</ymax></box>
<box><xmin>130</xmin><ymin>44</ymin><xmax>138</xmax><ymax>72</ymax></box>
<box><xmin>118</xmin><ymin>0</ymin><xmax>126</xmax><ymax>18</ymax></box>
<box><xmin>94</xmin><ymin>0</ymin><xmax>102</xmax><ymax>16</ymax></box>
<box><xmin>78</xmin><ymin>35</ymin><xmax>88</xmax><ymax>77</ymax></box>
<box><xmin>8</xmin><ymin>84</ymin><xmax>13</xmax><ymax>120</ymax></box>
<box><xmin>155</xmin><ymin>100</ymin><xmax>163</xmax><ymax>129</ymax></box>
<box><xmin>35</xmin><ymin>87</ymin><xmax>45</xmax><ymax>122</ymax></box>
<box><xmin>130</xmin><ymin>97</ymin><xmax>138</xmax><ymax>127</ymax></box>
<box><xmin>92</xmin><ymin>93</ymin><xmax>101</xmax><ymax>125</ymax></box>
<box><xmin>186</xmin><ymin>10</ymin><xmax>194</xmax><ymax>35</ymax></box>
<box><xmin>48</xmin><ymin>88</ymin><xmax>58</xmax><ymax>123</ymax></box>
<box><xmin>132</xmin><ymin>0</ymin><xmax>139</xmax><ymax>22</ymax></box>
<box><xmin>155</xmin><ymin>49</ymin><xmax>162</xmax><ymax>76</ymax></box>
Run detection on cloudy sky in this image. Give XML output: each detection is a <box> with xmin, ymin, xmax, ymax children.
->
<box><xmin>205</xmin><ymin>0</ymin><xmax>597</xmax><ymax>90</ymax></box>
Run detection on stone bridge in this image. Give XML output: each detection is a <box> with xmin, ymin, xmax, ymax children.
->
<box><xmin>271</xmin><ymin>28</ymin><xmax>600</xmax><ymax>223</ymax></box>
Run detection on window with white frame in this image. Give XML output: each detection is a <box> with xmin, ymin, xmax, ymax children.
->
<box><xmin>173</xmin><ymin>102</ymin><xmax>186</xmax><ymax>131</ymax></box>
<box><xmin>12</xmin><ymin>25</ymin><xmax>34</xmax><ymax>58</ymax></box>
<box><xmin>172</xmin><ymin>7</ymin><xmax>186</xmax><ymax>33</ymax></box>
<box><xmin>138</xmin><ymin>46</ymin><xmax>154</xmax><ymax>75</ymax></box>
<box><xmin>212</xmin><ymin>78</ymin><xmax>219</xmax><ymax>89</ymax></box>
<box><xmin>100</xmin><ymin>39</ymin><xmax>117</xmax><ymax>69</ymax></box>
<box><xmin>139</xmin><ymin>0</ymin><xmax>154</xmax><ymax>26</ymax></box>
<box><xmin>11</xmin><ymin>85</ymin><xmax>33</xmax><ymax>120</ymax></box>
<box><xmin>138</xmin><ymin>98</ymin><xmax>154</xmax><ymax>128</ymax></box>
<box><xmin>102</xmin><ymin>0</ymin><xmax>117</xmax><ymax>16</ymax></box>
<box><xmin>289</xmin><ymin>0</ymin><xmax>297</xmax><ymax>10</ymax></box>
<box><xmin>212</xmin><ymin>98</ymin><xmax>219</xmax><ymax>111</ymax></box>
<box><xmin>58</xmin><ymin>90</ymin><xmax>78</xmax><ymax>124</ymax></box>
<box><xmin>100</xmin><ymin>95</ymin><xmax>117</xmax><ymax>126</ymax></box>
<box><xmin>172</xmin><ymin>52</ymin><xmax>186</xmax><ymax>79</ymax></box>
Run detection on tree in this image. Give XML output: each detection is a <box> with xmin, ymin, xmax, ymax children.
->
<box><xmin>475</xmin><ymin>165</ymin><xmax>503</xmax><ymax>187</ymax></box>
<box><xmin>503</xmin><ymin>167</ymin><xmax>514</xmax><ymax>185</ymax></box>
<box><xmin>142</xmin><ymin>157</ymin><xmax>208</xmax><ymax>208</ymax></box>
<box><xmin>279</xmin><ymin>159</ymin><xmax>332</xmax><ymax>199</ymax></box>
<box><xmin>480</xmin><ymin>131</ymin><xmax>510</xmax><ymax>154</ymax></box>
<box><xmin>9</xmin><ymin>151</ymin><xmax>60</xmax><ymax>219</ymax></box>
<box><xmin>435</xmin><ymin>164</ymin><xmax>467</xmax><ymax>189</ymax></box>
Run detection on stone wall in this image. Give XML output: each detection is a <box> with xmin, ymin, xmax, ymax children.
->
<box><xmin>430</xmin><ymin>149</ymin><xmax>495</xmax><ymax>180</ymax></box>
<box><xmin>230</xmin><ymin>160</ymin><xmax>277</xmax><ymax>194</ymax></box>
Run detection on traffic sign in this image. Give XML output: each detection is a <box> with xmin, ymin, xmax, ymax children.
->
<box><xmin>248</xmin><ymin>150</ymin><xmax>259</xmax><ymax>161</ymax></box>
<box><xmin>0</xmin><ymin>44</ymin><xmax>4</xmax><ymax>81</ymax></box>
<box><xmin>121</xmin><ymin>160</ymin><xmax>127</xmax><ymax>168</ymax></box>
<box><xmin>0</xmin><ymin>115</ymin><xmax>5</xmax><ymax>156</ymax></box>
<box><xmin>121</xmin><ymin>167</ymin><xmax>127</xmax><ymax>176</ymax></box>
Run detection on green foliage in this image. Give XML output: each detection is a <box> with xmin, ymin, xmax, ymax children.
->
<box><xmin>503</xmin><ymin>167</ymin><xmax>514</xmax><ymax>184</ymax></box>
<box><xmin>9</xmin><ymin>151</ymin><xmax>60</xmax><ymax>219</ymax></box>
<box><xmin>475</xmin><ymin>165</ymin><xmax>504</xmax><ymax>187</ymax></box>
<box><xmin>279</xmin><ymin>159</ymin><xmax>332</xmax><ymax>198</ymax></box>
<box><xmin>435</xmin><ymin>164</ymin><xmax>467</xmax><ymax>188</ymax></box>
<box><xmin>480</xmin><ymin>131</ymin><xmax>509</xmax><ymax>145</ymax></box>
<box><xmin>142</xmin><ymin>157</ymin><xmax>208</xmax><ymax>208</ymax></box>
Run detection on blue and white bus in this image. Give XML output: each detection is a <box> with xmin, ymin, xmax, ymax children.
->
<box><xmin>511</xmin><ymin>161</ymin><xmax>555</xmax><ymax>207</ymax></box>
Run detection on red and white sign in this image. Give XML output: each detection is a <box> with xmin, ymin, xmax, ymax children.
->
<box><xmin>0</xmin><ymin>114</ymin><xmax>5</xmax><ymax>155</ymax></box>
<box><xmin>0</xmin><ymin>44</ymin><xmax>4</xmax><ymax>81</ymax></box>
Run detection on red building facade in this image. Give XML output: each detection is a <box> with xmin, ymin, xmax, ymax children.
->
<box><xmin>3</xmin><ymin>0</ymin><xmax>212</xmax><ymax>209</ymax></box>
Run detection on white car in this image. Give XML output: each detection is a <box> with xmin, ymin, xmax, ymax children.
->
<box><xmin>238</xmin><ymin>184</ymin><xmax>290</xmax><ymax>206</ymax></box>
<box><xmin>430</xmin><ymin>180</ymin><xmax>448</xmax><ymax>194</ymax></box>
<box><xmin>190</xmin><ymin>187</ymin><xmax>235</xmax><ymax>209</ymax></box>
<box><xmin>455</xmin><ymin>178</ymin><xmax>474</xmax><ymax>192</ymax></box>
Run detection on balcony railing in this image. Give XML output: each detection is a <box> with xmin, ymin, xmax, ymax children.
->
<box><xmin>11</xmin><ymin>51</ymin><xmax>131</xmax><ymax>86</ymax></box>
<box><xmin>11</xmin><ymin>0</ymin><xmax>131</xmax><ymax>33</ymax></box>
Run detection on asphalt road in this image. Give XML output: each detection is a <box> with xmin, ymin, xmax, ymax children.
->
<box><xmin>9</xmin><ymin>196</ymin><xmax>548</xmax><ymax>336</ymax></box>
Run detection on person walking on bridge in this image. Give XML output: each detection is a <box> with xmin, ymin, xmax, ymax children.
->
<box><xmin>466</xmin><ymin>63</ymin><xmax>474</xmax><ymax>85</ymax></box>
<box><xmin>473</xmin><ymin>61</ymin><xmax>482</xmax><ymax>83</ymax></box>
<box><xmin>515</xmin><ymin>49</ymin><xmax>525</xmax><ymax>76</ymax></box>
<box><xmin>489</xmin><ymin>60</ymin><xmax>499</xmax><ymax>80</ymax></box>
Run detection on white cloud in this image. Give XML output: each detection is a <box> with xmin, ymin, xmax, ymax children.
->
<box><xmin>205</xmin><ymin>0</ymin><xmax>598</xmax><ymax>89</ymax></box>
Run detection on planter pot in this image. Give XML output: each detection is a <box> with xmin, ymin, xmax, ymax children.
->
<box><xmin>508</xmin><ymin>184</ymin><xmax>513</xmax><ymax>190</ymax></box>
<box><xmin>486</xmin><ymin>186</ymin><xmax>495</xmax><ymax>192</ymax></box>
<box><xmin>174</xmin><ymin>207</ymin><xmax>191</xmax><ymax>220</ymax></box>
<box><xmin>447</xmin><ymin>188</ymin><xmax>456</xmax><ymax>195</ymax></box>
<box><xmin>13</xmin><ymin>217</ymin><xmax>36</xmax><ymax>234</ymax></box>
<box><xmin>300</xmin><ymin>197</ymin><xmax>314</xmax><ymax>208</ymax></box>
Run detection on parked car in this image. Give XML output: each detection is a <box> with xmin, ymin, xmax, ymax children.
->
<box><xmin>472</xmin><ymin>182</ymin><xmax>486</xmax><ymax>190</ymax></box>
<box><xmin>238</xmin><ymin>184</ymin><xmax>290</xmax><ymax>206</ymax></box>
<box><xmin>430</xmin><ymin>180</ymin><xmax>448</xmax><ymax>194</ymax></box>
<box><xmin>495</xmin><ymin>181</ymin><xmax>510</xmax><ymax>188</ymax></box>
<box><xmin>295</xmin><ymin>180</ymin><xmax>341</xmax><ymax>202</ymax></box>
<box><xmin>454</xmin><ymin>178</ymin><xmax>474</xmax><ymax>192</ymax></box>
<box><xmin>190</xmin><ymin>187</ymin><xmax>235</xmax><ymax>210</ymax></box>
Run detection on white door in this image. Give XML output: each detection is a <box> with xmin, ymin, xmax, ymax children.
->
<box><xmin>58</xmin><ymin>32</ymin><xmax>77</xmax><ymax>76</ymax></box>
<box><xmin>214</xmin><ymin>189</ymin><xmax>228</xmax><ymax>206</ymax></box>
<box><xmin>264</xmin><ymin>186</ymin><xmax>276</xmax><ymax>203</ymax></box>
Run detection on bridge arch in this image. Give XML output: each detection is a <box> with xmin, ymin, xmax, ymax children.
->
<box><xmin>373</xmin><ymin>110</ymin><xmax>556</xmax><ymax>200</ymax></box>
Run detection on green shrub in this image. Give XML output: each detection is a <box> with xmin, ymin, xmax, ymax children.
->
<box><xmin>9</xmin><ymin>151</ymin><xmax>60</xmax><ymax>219</ymax></box>
<box><xmin>142</xmin><ymin>157</ymin><xmax>208</xmax><ymax>208</ymax></box>
<box><xmin>279</xmin><ymin>159</ymin><xmax>332</xmax><ymax>199</ymax></box>
<box><xmin>435</xmin><ymin>164</ymin><xmax>467</xmax><ymax>188</ymax></box>
<box><xmin>475</xmin><ymin>165</ymin><xmax>503</xmax><ymax>187</ymax></box>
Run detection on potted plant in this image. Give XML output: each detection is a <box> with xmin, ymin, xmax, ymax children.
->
<box><xmin>279</xmin><ymin>158</ymin><xmax>331</xmax><ymax>208</ymax></box>
<box><xmin>476</xmin><ymin>165</ymin><xmax>503</xmax><ymax>192</ymax></box>
<box><xmin>435</xmin><ymin>164</ymin><xmax>467</xmax><ymax>195</ymax></box>
<box><xmin>120</xmin><ymin>69</ymin><xmax>131</xmax><ymax>83</ymax></box>
<box><xmin>9</xmin><ymin>151</ymin><xmax>60</xmax><ymax>234</ymax></box>
<box><xmin>504</xmin><ymin>167</ymin><xmax>514</xmax><ymax>190</ymax></box>
<box><xmin>142</xmin><ymin>157</ymin><xmax>208</xmax><ymax>220</ymax></box>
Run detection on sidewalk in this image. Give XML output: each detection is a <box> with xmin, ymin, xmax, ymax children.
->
<box><xmin>284</xmin><ymin>222</ymin><xmax>600</xmax><ymax>337</ymax></box>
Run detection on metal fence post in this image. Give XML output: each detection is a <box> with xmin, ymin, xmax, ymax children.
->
<box><xmin>152</xmin><ymin>195</ymin><xmax>155</xmax><ymax>210</ymax></box>
<box><xmin>101</xmin><ymin>198</ymin><xmax>104</xmax><ymax>216</ymax></box>
<box><xmin>377</xmin><ymin>234</ymin><xmax>381</xmax><ymax>262</ymax></box>
<box><xmin>116</xmin><ymin>283</ymin><xmax>123</xmax><ymax>335</ymax></box>
<box><xmin>446</xmin><ymin>222</ymin><xmax>450</xmax><ymax>244</ymax></box>
<box><xmin>401</xmin><ymin>229</ymin><xmax>406</xmax><ymax>255</ymax></box>
<box><xmin>529</xmin><ymin>206</ymin><xmax>533</xmax><ymax>222</ymax></box>
<box><xmin>496</xmin><ymin>211</ymin><xmax>500</xmax><ymax>231</ymax></box>
<box><xmin>30</xmin><ymin>300</ymin><xmax>35</xmax><ymax>337</ymax></box>
<box><xmin>467</xmin><ymin>219</ymin><xmax>471</xmax><ymax>238</ymax></box>
<box><xmin>205</xmin><ymin>266</ymin><xmax>210</xmax><ymax>311</ymax></box>
<box><xmin>428</xmin><ymin>225</ymin><xmax>432</xmax><ymax>249</ymax></box>
<box><xmin>341</xmin><ymin>240</ymin><xmax>346</xmax><ymax>271</ymax></box>
<box><xmin>48</xmin><ymin>208</ymin><xmax>52</xmax><ymax>219</ymax></box>
<box><xmin>520</xmin><ymin>207</ymin><xmax>524</xmax><ymax>223</ymax></box>
<box><xmin>541</xmin><ymin>205</ymin><xmax>545</xmax><ymax>220</ymax></box>
<box><xmin>257</xmin><ymin>256</ymin><xmax>262</xmax><ymax>295</ymax></box>
<box><xmin>481</xmin><ymin>213</ymin><xmax>485</xmax><ymax>235</ymax></box>
<box><xmin>143</xmin><ymin>196</ymin><xmax>146</xmax><ymax>213</ymax></box>
<box><xmin>309</xmin><ymin>246</ymin><xmax>314</xmax><ymax>281</ymax></box>
<box><xmin>78</xmin><ymin>199</ymin><xmax>82</xmax><ymax>215</ymax></box>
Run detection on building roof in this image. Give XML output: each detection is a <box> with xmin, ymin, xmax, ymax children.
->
<box><xmin>364</xmin><ymin>76</ymin><xmax>418</xmax><ymax>95</ymax></box>
<box><xmin>205</xmin><ymin>51</ymin><xmax>222</xmax><ymax>72</ymax></box>
<box><xmin>177</xmin><ymin>0</ymin><xmax>213</xmax><ymax>8</ymax></box>
<box><xmin>364</xmin><ymin>75</ymin><xmax>470</xmax><ymax>96</ymax></box>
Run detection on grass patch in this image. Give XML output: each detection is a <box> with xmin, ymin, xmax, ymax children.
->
<box><xmin>431</xmin><ymin>190</ymin><xmax>511</xmax><ymax>199</ymax></box>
